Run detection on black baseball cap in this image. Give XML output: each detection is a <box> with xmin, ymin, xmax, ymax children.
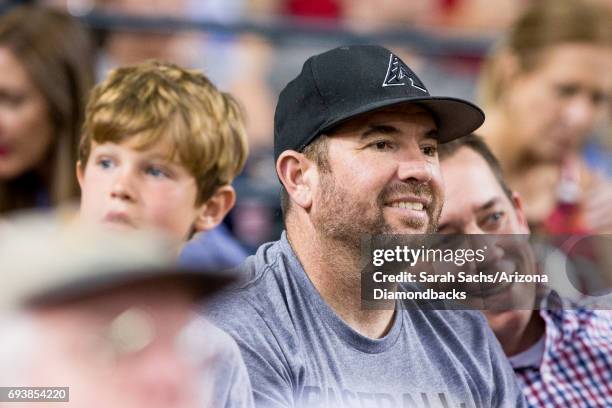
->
<box><xmin>274</xmin><ymin>45</ymin><xmax>485</xmax><ymax>161</ymax></box>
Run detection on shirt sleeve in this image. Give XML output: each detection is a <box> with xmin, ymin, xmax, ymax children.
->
<box><xmin>207</xmin><ymin>299</ymin><xmax>298</xmax><ymax>408</ymax></box>
<box><xmin>210</xmin><ymin>336</ymin><xmax>256</xmax><ymax>408</ymax></box>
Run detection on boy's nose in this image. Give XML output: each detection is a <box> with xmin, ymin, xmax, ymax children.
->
<box><xmin>110</xmin><ymin>172</ymin><xmax>136</xmax><ymax>202</ymax></box>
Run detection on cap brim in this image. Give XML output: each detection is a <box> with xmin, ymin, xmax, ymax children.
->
<box><xmin>25</xmin><ymin>266</ymin><xmax>237</xmax><ymax>308</ymax></box>
<box><xmin>316</xmin><ymin>96</ymin><xmax>484</xmax><ymax>145</ymax></box>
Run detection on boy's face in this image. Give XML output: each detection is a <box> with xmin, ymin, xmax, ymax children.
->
<box><xmin>78</xmin><ymin>137</ymin><xmax>204</xmax><ymax>241</ymax></box>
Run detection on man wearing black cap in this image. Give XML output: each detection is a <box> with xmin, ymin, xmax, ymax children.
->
<box><xmin>208</xmin><ymin>45</ymin><xmax>526</xmax><ymax>407</ymax></box>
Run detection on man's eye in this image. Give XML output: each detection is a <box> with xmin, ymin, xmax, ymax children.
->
<box><xmin>371</xmin><ymin>141</ymin><xmax>393</xmax><ymax>151</ymax></box>
<box><xmin>422</xmin><ymin>145</ymin><xmax>438</xmax><ymax>157</ymax></box>
<box><xmin>482</xmin><ymin>212</ymin><xmax>504</xmax><ymax>229</ymax></box>
<box><xmin>490</xmin><ymin>212</ymin><xmax>503</xmax><ymax>221</ymax></box>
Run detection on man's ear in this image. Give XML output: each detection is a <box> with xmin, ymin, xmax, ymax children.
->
<box><xmin>76</xmin><ymin>161</ymin><xmax>84</xmax><ymax>189</ymax></box>
<box><xmin>276</xmin><ymin>150</ymin><xmax>317</xmax><ymax>211</ymax></box>
<box><xmin>193</xmin><ymin>185</ymin><xmax>236</xmax><ymax>233</ymax></box>
<box><xmin>511</xmin><ymin>191</ymin><xmax>530</xmax><ymax>234</ymax></box>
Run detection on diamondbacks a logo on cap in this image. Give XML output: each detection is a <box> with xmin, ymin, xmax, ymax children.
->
<box><xmin>382</xmin><ymin>53</ymin><xmax>427</xmax><ymax>93</ymax></box>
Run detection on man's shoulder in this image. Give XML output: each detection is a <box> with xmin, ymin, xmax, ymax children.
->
<box><xmin>205</xmin><ymin>238</ymin><xmax>293</xmax><ymax>332</ymax></box>
<box><xmin>212</xmin><ymin>239</ymin><xmax>283</xmax><ymax>294</ymax></box>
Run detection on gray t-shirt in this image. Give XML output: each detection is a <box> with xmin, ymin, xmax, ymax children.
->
<box><xmin>187</xmin><ymin>317</ymin><xmax>255</xmax><ymax>408</ymax></box>
<box><xmin>207</xmin><ymin>233</ymin><xmax>526</xmax><ymax>408</ymax></box>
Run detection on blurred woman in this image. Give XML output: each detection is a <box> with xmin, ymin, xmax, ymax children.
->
<box><xmin>0</xmin><ymin>6</ymin><xmax>95</xmax><ymax>214</ymax></box>
<box><xmin>478</xmin><ymin>0</ymin><xmax>612</xmax><ymax>234</ymax></box>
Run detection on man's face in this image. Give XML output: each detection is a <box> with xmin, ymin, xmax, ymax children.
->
<box><xmin>310</xmin><ymin>104</ymin><xmax>443</xmax><ymax>246</ymax></box>
<box><xmin>439</xmin><ymin>147</ymin><xmax>528</xmax><ymax>236</ymax></box>
<box><xmin>438</xmin><ymin>147</ymin><xmax>536</xmax><ymax>326</ymax></box>
<box><xmin>29</xmin><ymin>282</ymin><xmax>208</xmax><ymax>408</ymax></box>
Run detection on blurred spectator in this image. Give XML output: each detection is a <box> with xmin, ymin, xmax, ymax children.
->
<box><xmin>339</xmin><ymin>0</ymin><xmax>437</xmax><ymax>31</ymax></box>
<box><xmin>95</xmin><ymin>0</ymin><xmax>203</xmax><ymax>76</ymax></box>
<box><xmin>227</xmin><ymin>35</ymin><xmax>276</xmax><ymax>152</ymax></box>
<box><xmin>438</xmin><ymin>134</ymin><xmax>612</xmax><ymax>407</ymax></box>
<box><xmin>439</xmin><ymin>0</ymin><xmax>529</xmax><ymax>32</ymax></box>
<box><xmin>0</xmin><ymin>212</ymin><xmax>253</xmax><ymax>408</ymax></box>
<box><xmin>583</xmin><ymin>100</ymin><xmax>612</xmax><ymax>178</ymax></box>
<box><xmin>0</xmin><ymin>5</ymin><xmax>95</xmax><ymax>214</ymax></box>
<box><xmin>216</xmin><ymin>35</ymin><xmax>290</xmax><ymax>250</ymax></box>
<box><xmin>478</xmin><ymin>0</ymin><xmax>612</xmax><ymax>234</ymax></box>
<box><xmin>285</xmin><ymin>0</ymin><xmax>340</xmax><ymax>19</ymax></box>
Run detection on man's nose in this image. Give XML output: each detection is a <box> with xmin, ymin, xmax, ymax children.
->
<box><xmin>396</xmin><ymin>149</ymin><xmax>433</xmax><ymax>184</ymax></box>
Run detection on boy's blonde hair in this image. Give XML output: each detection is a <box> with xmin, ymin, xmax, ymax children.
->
<box><xmin>79</xmin><ymin>61</ymin><xmax>248</xmax><ymax>204</ymax></box>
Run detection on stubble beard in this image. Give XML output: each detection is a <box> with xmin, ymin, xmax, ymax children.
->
<box><xmin>311</xmin><ymin>170</ymin><xmax>441</xmax><ymax>251</ymax></box>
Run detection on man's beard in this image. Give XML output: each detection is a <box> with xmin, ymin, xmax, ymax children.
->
<box><xmin>311</xmin><ymin>170</ymin><xmax>441</xmax><ymax>249</ymax></box>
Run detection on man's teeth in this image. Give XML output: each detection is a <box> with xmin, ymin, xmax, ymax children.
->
<box><xmin>390</xmin><ymin>202</ymin><xmax>424</xmax><ymax>211</ymax></box>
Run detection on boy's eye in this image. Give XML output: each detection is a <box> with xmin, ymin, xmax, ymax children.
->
<box><xmin>97</xmin><ymin>158</ymin><xmax>114</xmax><ymax>169</ymax></box>
<box><xmin>145</xmin><ymin>165</ymin><xmax>169</xmax><ymax>178</ymax></box>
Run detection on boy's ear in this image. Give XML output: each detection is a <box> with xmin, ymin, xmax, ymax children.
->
<box><xmin>193</xmin><ymin>185</ymin><xmax>236</xmax><ymax>233</ymax></box>
<box><xmin>76</xmin><ymin>161</ymin><xmax>84</xmax><ymax>189</ymax></box>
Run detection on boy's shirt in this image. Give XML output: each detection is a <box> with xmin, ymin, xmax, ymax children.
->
<box><xmin>180</xmin><ymin>224</ymin><xmax>248</xmax><ymax>270</ymax></box>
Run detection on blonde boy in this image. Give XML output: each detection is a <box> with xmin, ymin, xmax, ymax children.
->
<box><xmin>77</xmin><ymin>61</ymin><xmax>248</xmax><ymax>242</ymax></box>
<box><xmin>75</xmin><ymin>61</ymin><xmax>254</xmax><ymax>408</ymax></box>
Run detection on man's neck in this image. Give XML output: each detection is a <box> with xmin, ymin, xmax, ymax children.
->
<box><xmin>491</xmin><ymin>310</ymin><xmax>546</xmax><ymax>357</ymax></box>
<box><xmin>286</xmin><ymin>222</ymin><xmax>395</xmax><ymax>339</ymax></box>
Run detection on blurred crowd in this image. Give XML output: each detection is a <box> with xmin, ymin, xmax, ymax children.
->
<box><xmin>0</xmin><ymin>0</ymin><xmax>611</xmax><ymax>406</ymax></box>
<box><xmin>2</xmin><ymin>0</ymin><xmax>611</xmax><ymax>252</ymax></box>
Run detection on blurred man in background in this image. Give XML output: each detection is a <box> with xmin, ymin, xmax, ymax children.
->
<box><xmin>438</xmin><ymin>134</ymin><xmax>612</xmax><ymax>407</ymax></box>
<box><xmin>0</xmin><ymin>212</ymin><xmax>253</xmax><ymax>408</ymax></box>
